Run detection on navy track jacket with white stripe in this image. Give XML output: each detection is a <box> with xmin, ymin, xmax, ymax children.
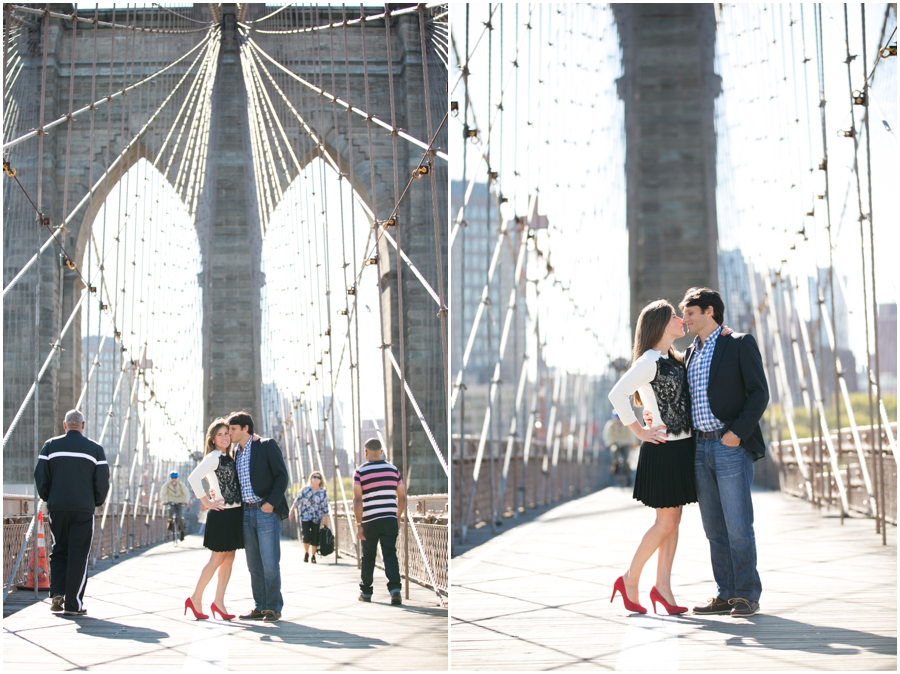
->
<box><xmin>34</xmin><ymin>431</ymin><xmax>110</xmax><ymax>512</ymax></box>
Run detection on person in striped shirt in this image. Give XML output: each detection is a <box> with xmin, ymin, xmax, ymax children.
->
<box><xmin>353</xmin><ymin>438</ymin><xmax>406</xmax><ymax>605</ymax></box>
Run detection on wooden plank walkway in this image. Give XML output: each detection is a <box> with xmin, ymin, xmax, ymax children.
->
<box><xmin>450</xmin><ymin>487</ymin><xmax>896</xmax><ymax>670</ymax></box>
<box><xmin>3</xmin><ymin>535</ymin><xmax>447</xmax><ymax>671</ymax></box>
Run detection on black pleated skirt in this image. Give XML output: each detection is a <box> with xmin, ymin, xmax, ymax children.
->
<box><xmin>632</xmin><ymin>436</ymin><xmax>698</xmax><ymax>508</ymax></box>
<box><xmin>203</xmin><ymin>505</ymin><xmax>244</xmax><ymax>552</ymax></box>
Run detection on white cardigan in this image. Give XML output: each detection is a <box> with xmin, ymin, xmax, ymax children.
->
<box><xmin>607</xmin><ymin>349</ymin><xmax>692</xmax><ymax>442</ymax></box>
<box><xmin>187</xmin><ymin>450</ymin><xmax>242</xmax><ymax>509</ymax></box>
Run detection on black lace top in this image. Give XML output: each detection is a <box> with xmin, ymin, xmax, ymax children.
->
<box><xmin>650</xmin><ymin>356</ymin><xmax>692</xmax><ymax>437</ymax></box>
<box><xmin>215</xmin><ymin>455</ymin><xmax>242</xmax><ymax>505</ymax></box>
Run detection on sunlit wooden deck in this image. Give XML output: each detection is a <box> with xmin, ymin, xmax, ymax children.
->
<box><xmin>450</xmin><ymin>487</ymin><xmax>896</xmax><ymax>670</ymax></box>
<box><xmin>3</xmin><ymin>535</ymin><xmax>447</xmax><ymax>671</ymax></box>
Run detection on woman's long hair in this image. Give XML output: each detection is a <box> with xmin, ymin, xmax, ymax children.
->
<box><xmin>205</xmin><ymin>418</ymin><xmax>231</xmax><ymax>458</ymax></box>
<box><xmin>631</xmin><ymin>300</ymin><xmax>682</xmax><ymax>406</ymax></box>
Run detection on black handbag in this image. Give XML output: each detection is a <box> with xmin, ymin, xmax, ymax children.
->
<box><xmin>317</xmin><ymin>525</ymin><xmax>335</xmax><ymax>557</ymax></box>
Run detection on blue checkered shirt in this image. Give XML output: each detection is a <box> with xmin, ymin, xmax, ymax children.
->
<box><xmin>235</xmin><ymin>437</ymin><xmax>262</xmax><ymax>503</ymax></box>
<box><xmin>688</xmin><ymin>325</ymin><xmax>726</xmax><ymax>432</ymax></box>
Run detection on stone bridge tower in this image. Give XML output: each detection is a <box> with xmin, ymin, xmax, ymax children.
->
<box><xmin>613</xmin><ymin>3</ymin><xmax>721</xmax><ymax>340</ymax></box>
<box><xmin>3</xmin><ymin>4</ymin><xmax>447</xmax><ymax>495</ymax></box>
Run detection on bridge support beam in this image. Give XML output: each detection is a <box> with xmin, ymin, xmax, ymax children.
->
<box><xmin>197</xmin><ymin>3</ymin><xmax>264</xmax><ymax>428</ymax></box>
<box><xmin>613</xmin><ymin>3</ymin><xmax>721</xmax><ymax>337</ymax></box>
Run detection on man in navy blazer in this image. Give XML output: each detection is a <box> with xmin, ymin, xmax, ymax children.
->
<box><xmin>680</xmin><ymin>288</ymin><xmax>769</xmax><ymax>619</ymax></box>
<box><xmin>228</xmin><ymin>411</ymin><xmax>289</xmax><ymax>622</ymax></box>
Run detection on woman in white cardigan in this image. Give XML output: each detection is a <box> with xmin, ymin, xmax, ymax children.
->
<box><xmin>607</xmin><ymin>300</ymin><xmax>696</xmax><ymax>616</ymax></box>
<box><xmin>183</xmin><ymin>418</ymin><xmax>244</xmax><ymax>620</ymax></box>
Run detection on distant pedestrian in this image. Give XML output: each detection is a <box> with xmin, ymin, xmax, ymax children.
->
<box><xmin>353</xmin><ymin>438</ymin><xmax>406</xmax><ymax>605</ymax></box>
<box><xmin>159</xmin><ymin>471</ymin><xmax>190</xmax><ymax>541</ymax></box>
<box><xmin>34</xmin><ymin>409</ymin><xmax>109</xmax><ymax>616</ymax></box>
<box><xmin>288</xmin><ymin>471</ymin><xmax>330</xmax><ymax>563</ymax></box>
<box><xmin>228</xmin><ymin>411</ymin><xmax>290</xmax><ymax>623</ymax></box>
<box><xmin>603</xmin><ymin>412</ymin><xmax>636</xmax><ymax>486</ymax></box>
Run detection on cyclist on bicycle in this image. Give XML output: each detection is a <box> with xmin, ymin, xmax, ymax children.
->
<box><xmin>160</xmin><ymin>472</ymin><xmax>190</xmax><ymax>541</ymax></box>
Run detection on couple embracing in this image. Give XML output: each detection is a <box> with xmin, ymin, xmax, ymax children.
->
<box><xmin>185</xmin><ymin>411</ymin><xmax>289</xmax><ymax>622</ymax></box>
<box><xmin>608</xmin><ymin>287</ymin><xmax>769</xmax><ymax>618</ymax></box>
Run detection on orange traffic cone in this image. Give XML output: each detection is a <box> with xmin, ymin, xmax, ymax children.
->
<box><xmin>22</xmin><ymin>511</ymin><xmax>51</xmax><ymax>591</ymax></box>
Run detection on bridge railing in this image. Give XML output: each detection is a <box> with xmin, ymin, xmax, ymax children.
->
<box><xmin>453</xmin><ymin>437</ymin><xmax>612</xmax><ymax>539</ymax></box>
<box><xmin>283</xmin><ymin>496</ymin><xmax>449</xmax><ymax>595</ymax></box>
<box><xmin>4</xmin><ymin>501</ymin><xmax>174</xmax><ymax>592</ymax></box>
<box><xmin>768</xmin><ymin>423</ymin><xmax>897</xmax><ymax>524</ymax></box>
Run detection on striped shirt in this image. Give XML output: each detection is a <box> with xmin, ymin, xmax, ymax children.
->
<box><xmin>687</xmin><ymin>324</ymin><xmax>726</xmax><ymax>432</ymax></box>
<box><xmin>354</xmin><ymin>460</ymin><xmax>402</xmax><ymax>523</ymax></box>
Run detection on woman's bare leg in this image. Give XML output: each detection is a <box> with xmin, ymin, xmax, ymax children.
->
<box><xmin>654</xmin><ymin>507</ymin><xmax>683</xmax><ymax>604</ymax></box>
<box><xmin>191</xmin><ymin>551</ymin><xmax>227</xmax><ymax>607</ymax></box>
<box><xmin>213</xmin><ymin>550</ymin><xmax>236</xmax><ymax>609</ymax></box>
<box><xmin>623</xmin><ymin>507</ymin><xmax>681</xmax><ymax>603</ymax></box>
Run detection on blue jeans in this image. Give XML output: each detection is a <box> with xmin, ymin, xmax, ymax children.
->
<box><xmin>243</xmin><ymin>507</ymin><xmax>283</xmax><ymax>612</ymax></box>
<box><xmin>694</xmin><ymin>437</ymin><xmax>762</xmax><ymax>603</ymax></box>
<box><xmin>359</xmin><ymin>517</ymin><xmax>402</xmax><ymax>597</ymax></box>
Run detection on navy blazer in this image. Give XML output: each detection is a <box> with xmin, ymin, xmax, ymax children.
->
<box><xmin>685</xmin><ymin>331</ymin><xmax>769</xmax><ymax>461</ymax></box>
<box><xmin>246</xmin><ymin>437</ymin><xmax>290</xmax><ymax>519</ymax></box>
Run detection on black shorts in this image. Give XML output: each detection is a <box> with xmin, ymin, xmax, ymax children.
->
<box><xmin>301</xmin><ymin>520</ymin><xmax>320</xmax><ymax>545</ymax></box>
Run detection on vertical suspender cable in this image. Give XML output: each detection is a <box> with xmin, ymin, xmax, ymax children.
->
<box><xmin>858</xmin><ymin>5</ymin><xmax>887</xmax><ymax>545</ymax></box>
<box><xmin>384</xmin><ymin>4</ymin><xmax>411</xmax><ymax>601</ymax></box>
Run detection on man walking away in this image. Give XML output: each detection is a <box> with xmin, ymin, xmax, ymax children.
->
<box><xmin>354</xmin><ymin>438</ymin><xmax>407</xmax><ymax>605</ymax></box>
<box><xmin>228</xmin><ymin>411</ymin><xmax>289</xmax><ymax>623</ymax></box>
<box><xmin>160</xmin><ymin>472</ymin><xmax>190</xmax><ymax>540</ymax></box>
<box><xmin>34</xmin><ymin>409</ymin><xmax>109</xmax><ymax>616</ymax></box>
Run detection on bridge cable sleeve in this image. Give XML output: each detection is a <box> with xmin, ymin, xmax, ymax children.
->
<box><xmin>246</xmin><ymin>36</ymin><xmax>448</xmax><ymax>161</ymax></box>
<box><xmin>243</xmin><ymin>3</ymin><xmax>442</xmax><ymax>34</ymax></box>
<box><xmin>249</xmin><ymin>3</ymin><xmax>292</xmax><ymax>26</ymax></box>
<box><xmin>150</xmin><ymin>3</ymin><xmax>212</xmax><ymax>26</ymax></box>
<box><xmin>9</xmin><ymin>5</ymin><xmax>213</xmax><ymax>34</ymax></box>
<box><xmin>2</xmin><ymin>32</ymin><xmax>213</xmax><ymax>298</ymax></box>
<box><xmin>2</xmin><ymin>28</ymin><xmax>214</xmax><ymax>151</ymax></box>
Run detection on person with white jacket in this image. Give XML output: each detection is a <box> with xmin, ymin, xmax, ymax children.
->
<box><xmin>607</xmin><ymin>300</ymin><xmax>696</xmax><ymax>616</ymax></box>
<box><xmin>183</xmin><ymin>418</ymin><xmax>244</xmax><ymax>620</ymax></box>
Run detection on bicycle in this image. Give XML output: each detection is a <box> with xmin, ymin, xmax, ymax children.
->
<box><xmin>166</xmin><ymin>502</ymin><xmax>185</xmax><ymax>546</ymax></box>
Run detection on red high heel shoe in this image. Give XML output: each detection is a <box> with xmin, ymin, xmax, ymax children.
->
<box><xmin>650</xmin><ymin>587</ymin><xmax>688</xmax><ymax>615</ymax></box>
<box><xmin>184</xmin><ymin>597</ymin><xmax>208</xmax><ymax>620</ymax></box>
<box><xmin>210</xmin><ymin>602</ymin><xmax>234</xmax><ymax>620</ymax></box>
<box><xmin>610</xmin><ymin>576</ymin><xmax>647</xmax><ymax>614</ymax></box>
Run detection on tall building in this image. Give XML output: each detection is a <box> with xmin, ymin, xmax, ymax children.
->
<box><xmin>81</xmin><ymin>335</ymin><xmax>131</xmax><ymax>460</ymax></box>
<box><xmin>808</xmin><ymin>271</ymin><xmax>858</xmax><ymax>398</ymax></box>
<box><xmin>450</xmin><ymin>180</ymin><xmax>528</xmax><ymax>439</ymax></box>
<box><xmin>877</xmin><ymin>303</ymin><xmax>897</xmax><ymax>395</ymax></box>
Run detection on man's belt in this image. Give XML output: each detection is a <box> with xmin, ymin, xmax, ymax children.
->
<box><xmin>695</xmin><ymin>429</ymin><xmax>726</xmax><ymax>440</ymax></box>
<box><xmin>243</xmin><ymin>501</ymin><xmax>262</xmax><ymax>509</ymax></box>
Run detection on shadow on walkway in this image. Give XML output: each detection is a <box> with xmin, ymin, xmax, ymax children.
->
<box><xmin>239</xmin><ymin>621</ymin><xmax>388</xmax><ymax>649</ymax></box>
<box><xmin>679</xmin><ymin>613</ymin><xmax>897</xmax><ymax>657</ymax></box>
